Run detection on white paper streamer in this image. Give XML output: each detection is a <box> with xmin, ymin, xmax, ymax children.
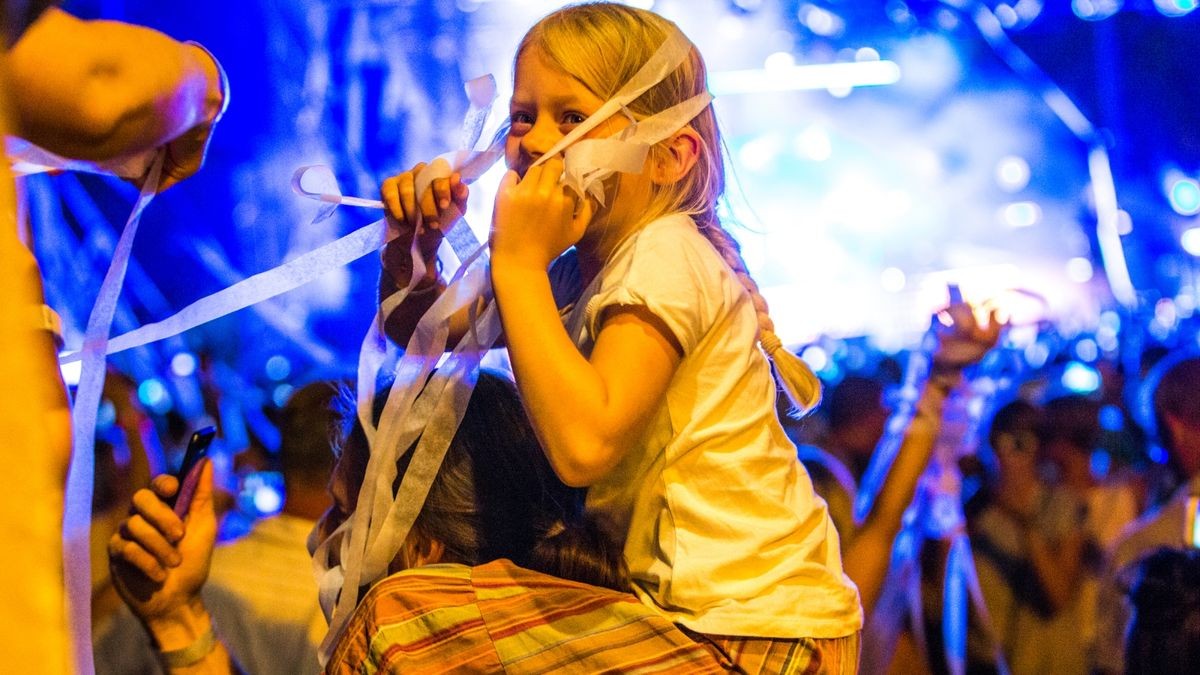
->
<box><xmin>7</xmin><ymin>136</ymin><xmax>158</xmax><ymax>180</ymax></box>
<box><xmin>63</xmin><ymin>152</ymin><xmax>164</xmax><ymax>675</ymax></box>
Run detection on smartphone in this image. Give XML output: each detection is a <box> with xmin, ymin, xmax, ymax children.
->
<box><xmin>170</xmin><ymin>426</ymin><xmax>216</xmax><ymax>516</ymax></box>
<box><xmin>1187</xmin><ymin>496</ymin><xmax>1200</xmax><ymax>549</ymax></box>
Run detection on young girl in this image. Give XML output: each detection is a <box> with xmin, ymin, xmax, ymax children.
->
<box><xmin>382</xmin><ymin>3</ymin><xmax>862</xmax><ymax>669</ymax></box>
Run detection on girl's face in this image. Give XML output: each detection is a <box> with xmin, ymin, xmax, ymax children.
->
<box><xmin>506</xmin><ymin>46</ymin><xmax>628</xmax><ymax>177</ymax></box>
<box><xmin>507</xmin><ymin>46</ymin><xmax>655</xmax><ymax>246</ymax></box>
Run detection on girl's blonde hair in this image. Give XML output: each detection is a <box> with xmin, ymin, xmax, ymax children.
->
<box><xmin>518</xmin><ymin>2</ymin><xmax>820</xmax><ymax>413</ymax></box>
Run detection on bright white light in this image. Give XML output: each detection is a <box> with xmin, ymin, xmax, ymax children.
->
<box><xmin>718</xmin><ymin>15</ymin><xmax>746</xmax><ymax>40</ymax></box>
<box><xmin>801</xmin><ymin>345</ymin><xmax>829</xmax><ymax>372</ymax></box>
<box><xmin>1155</xmin><ymin>298</ymin><xmax>1178</xmax><ymax>329</ymax></box>
<box><xmin>881</xmin><ymin>267</ymin><xmax>907</xmax><ymax>293</ymax></box>
<box><xmin>1182</xmin><ymin>228</ymin><xmax>1200</xmax><ymax>256</ymax></box>
<box><xmin>708</xmin><ymin>61</ymin><xmax>901</xmax><ymax>96</ymax></box>
<box><xmin>1072</xmin><ymin>0</ymin><xmax>1123</xmax><ymax>20</ymax></box>
<box><xmin>1015</xmin><ymin>0</ymin><xmax>1045</xmax><ymax>21</ymax></box>
<box><xmin>737</xmin><ymin>135</ymin><xmax>779</xmax><ymax>173</ymax></box>
<box><xmin>855</xmin><ymin>47</ymin><xmax>881</xmax><ymax>62</ymax></box>
<box><xmin>794</xmin><ymin>127</ymin><xmax>832</xmax><ymax>161</ymax></box>
<box><xmin>171</xmin><ymin>352</ymin><xmax>197</xmax><ymax>378</ymax></box>
<box><xmin>1025</xmin><ymin>341</ymin><xmax>1050</xmax><ymax>368</ymax></box>
<box><xmin>1116</xmin><ymin>209</ymin><xmax>1133</xmax><ymax>235</ymax></box>
<box><xmin>1002</xmin><ymin>201</ymin><xmax>1042</xmax><ymax>228</ymax></box>
<box><xmin>1066</xmin><ymin>257</ymin><xmax>1094</xmax><ymax>283</ymax></box>
<box><xmin>995</xmin><ymin>4</ymin><xmax>1020</xmax><ymax>27</ymax></box>
<box><xmin>995</xmin><ymin>156</ymin><xmax>1031</xmax><ymax>192</ymax></box>
<box><xmin>799</xmin><ymin>4</ymin><xmax>845</xmax><ymax>36</ymax></box>
<box><xmin>61</xmin><ymin>358</ymin><xmax>82</xmax><ymax>387</ymax></box>
<box><xmin>764</xmin><ymin>51</ymin><xmax>796</xmax><ymax>71</ymax></box>
<box><xmin>1062</xmin><ymin>362</ymin><xmax>1101</xmax><ymax>394</ymax></box>
<box><xmin>253</xmin><ymin>484</ymin><xmax>283</xmax><ymax>514</ymax></box>
<box><xmin>827</xmin><ymin>84</ymin><xmax>852</xmax><ymax>98</ymax></box>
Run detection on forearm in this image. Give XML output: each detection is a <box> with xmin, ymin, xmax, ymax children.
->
<box><xmin>866</xmin><ymin>378</ymin><xmax>952</xmax><ymax>536</ymax></box>
<box><xmin>142</xmin><ymin>598</ymin><xmax>235</xmax><ymax>675</ymax></box>
<box><xmin>7</xmin><ymin>8</ymin><xmax>224</xmax><ymax>160</ymax></box>
<box><xmin>492</xmin><ymin>264</ymin><xmax>622</xmax><ymax>486</ymax></box>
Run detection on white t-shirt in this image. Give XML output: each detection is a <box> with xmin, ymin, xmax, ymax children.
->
<box><xmin>555</xmin><ymin>213</ymin><xmax>862</xmax><ymax>639</ymax></box>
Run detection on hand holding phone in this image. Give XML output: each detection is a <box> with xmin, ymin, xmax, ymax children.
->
<box><xmin>170</xmin><ymin>426</ymin><xmax>215</xmax><ymax>516</ymax></box>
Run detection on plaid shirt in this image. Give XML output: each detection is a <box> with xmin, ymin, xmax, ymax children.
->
<box><xmin>326</xmin><ymin>559</ymin><xmax>726</xmax><ymax>674</ymax></box>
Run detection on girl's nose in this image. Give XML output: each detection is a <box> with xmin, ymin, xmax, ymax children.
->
<box><xmin>521</xmin><ymin>117</ymin><xmax>561</xmax><ymax>162</ymax></box>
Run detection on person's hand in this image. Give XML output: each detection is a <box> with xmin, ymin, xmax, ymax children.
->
<box><xmin>108</xmin><ymin>460</ymin><xmax>217</xmax><ymax>625</ymax></box>
<box><xmin>491</xmin><ymin>157</ymin><xmax>595</xmax><ymax>272</ymax></box>
<box><xmin>931</xmin><ymin>296</ymin><xmax>1003</xmax><ymax>371</ymax></box>
<box><xmin>380</xmin><ymin>162</ymin><xmax>468</xmax><ymax>287</ymax></box>
<box><xmin>151</xmin><ymin>119</ymin><xmax>218</xmax><ymax>193</ymax></box>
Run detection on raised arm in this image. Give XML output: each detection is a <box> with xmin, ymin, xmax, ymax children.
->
<box><xmin>843</xmin><ymin>300</ymin><xmax>1001</xmax><ymax>613</ymax></box>
<box><xmin>6</xmin><ymin>8</ymin><xmax>226</xmax><ymax>189</ymax></box>
<box><xmin>379</xmin><ymin>163</ymin><xmax>476</xmax><ymax>347</ymax></box>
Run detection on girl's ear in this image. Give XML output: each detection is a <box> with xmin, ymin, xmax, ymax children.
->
<box><xmin>650</xmin><ymin>126</ymin><xmax>702</xmax><ymax>185</ymax></box>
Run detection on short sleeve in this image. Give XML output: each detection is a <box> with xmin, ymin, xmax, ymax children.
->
<box><xmin>583</xmin><ymin>216</ymin><xmax>727</xmax><ymax>356</ymax></box>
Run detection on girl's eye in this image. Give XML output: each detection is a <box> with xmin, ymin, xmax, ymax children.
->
<box><xmin>563</xmin><ymin>112</ymin><xmax>586</xmax><ymax>126</ymax></box>
<box><xmin>509</xmin><ymin>112</ymin><xmax>533</xmax><ymax>129</ymax></box>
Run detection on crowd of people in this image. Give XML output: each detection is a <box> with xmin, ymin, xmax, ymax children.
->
<box><xmin>4</xmin><ymin>2</ymin><xmax>1200</xmax><ymax>674</ymax></box>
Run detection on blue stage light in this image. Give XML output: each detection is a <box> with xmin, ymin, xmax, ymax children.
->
<box><xmin>1168</xmin><ymin>178</ymin><xmax>1200</xmax><ymax>215</ymax></box>
<box><xmin>137</xmin><ymin>378</ymin><xmax>173</xmax><ymax>414</ymax></box>
<box><xmin>265</xmin><ymin>355</ymin><xmax>291</xmax><ymax>381</ymax></box>
<box><xmin>273</xmin><ymin>384</ymin><xmax>295</xmax><ymax>408</ymax></box>
<box><xmin>1154</xmin><ymin>0</ymin><xmax>1197</xmax><ymax>17</ymax></box>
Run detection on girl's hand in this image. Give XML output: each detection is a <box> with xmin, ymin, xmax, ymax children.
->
<box><xmin>380</xmin><ymin>162</ymin><xmax>468</xmax><ymax>287</ymax></box>
<box><xmin>491</xmin><ymin>157</ymin><xmax>595</xmax><ymax>272</ymax></box>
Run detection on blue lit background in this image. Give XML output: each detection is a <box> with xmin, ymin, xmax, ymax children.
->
<box><xmin>28</xmin><ymin>1</ymin><xmax>1200</xmax><ymax>486</ymax></box>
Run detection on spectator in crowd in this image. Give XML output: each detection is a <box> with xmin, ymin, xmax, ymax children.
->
<box><xmin>968</xmin><ymin>399</ymin><xmax>1088</xmax><ymax>675</ymax></box>
<box><xmin>1096</xmin><ymin>355</ymin><xmax>1200</xmax><ymax>674</ymax></box>
<box><xmin>202</xmin><ymin>380</ymin><xmax>338</xmax><ymax>675</ymax></box>
<box><xmin>1124</xmin><ymin>547</ymin><xmax>1200</xmax><ymax>675</ymax></box>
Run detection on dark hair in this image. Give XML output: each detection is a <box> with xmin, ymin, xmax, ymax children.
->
<box><xmin>987</xmin><ymin>399</ymin><xmax>1042</xmax><ymax>450</ymax></box>
<box><xmin>1126</xmin><ymin>547</ymin><xmax>1200</xmax><ymax>675</ymax></box>
<box><xmin>824</xmin><ymin>375</ymin><xmax>885</xmax><ymax>431</ymax></box>
<box><xmin>1153</xmin><ymin>357</ymin><xmax>1200</xmax><ymax>454</ymax></box>
<box><xmin>278</xmin><ymin>380</ymin><xmax>340</xmax><ymax>489</ymax></box>
<box><xmin>338</xmin><ymin>370</ymin><xmax>628</xmax><ymax>591</ymax></box>
<box><xmin>1040</xmin><ymin>395</ymin><xmax>1100</xmax><ymax>452</ymax></box>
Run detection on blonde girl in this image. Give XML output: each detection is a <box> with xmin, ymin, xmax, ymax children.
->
<box><xmin>382</xmin><ymin>3</ymin><xmax>862</xmax><ymax>670</ymax></box>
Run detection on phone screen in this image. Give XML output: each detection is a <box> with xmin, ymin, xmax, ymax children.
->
<box><xmin>170</xmin><ymin>426</ymin><xmax>216</xmax><ymax>516</ymax></box>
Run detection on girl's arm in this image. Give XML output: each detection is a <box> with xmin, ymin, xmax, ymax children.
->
<box><xmin>491</xmin><ymin>160</ymin><xmax>681</xmax><ymax>487</ymax></box>
<box><xmin>379</xmin><ymin>164</ymin><xmax>475</xmax><ymax>347</ymax></box>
